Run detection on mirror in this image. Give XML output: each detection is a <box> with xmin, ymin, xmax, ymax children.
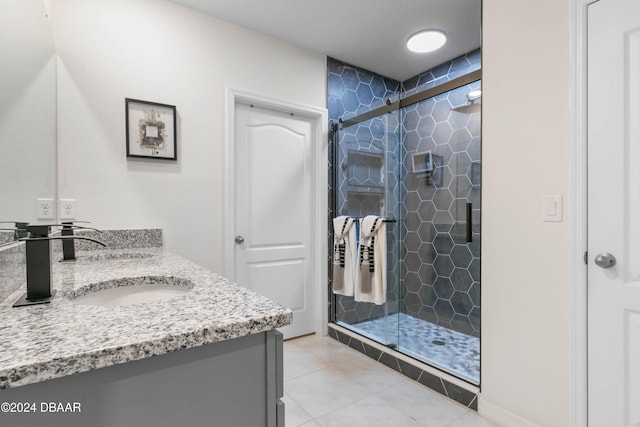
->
<box><xmin>0</xmin><ymin>0</ymin><xmax>57</xmax><ymax>245</ymax></box>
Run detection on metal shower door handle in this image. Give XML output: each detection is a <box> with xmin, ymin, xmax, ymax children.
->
<box><xmin>235</xmin><ymin>235</ymin><xmax>245</xmax><ymax>244</ymax></box>
<box><xmin>595</xmin><ymin>252</ymin><xmax>616</xmax><ymax>268</ymax></box>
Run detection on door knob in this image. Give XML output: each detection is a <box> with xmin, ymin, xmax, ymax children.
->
<box><xmin>235</xmin><ymin>235</ymin><xmax>245</xmax><ymax>244</ymax></box>
<box><xmin>595</xmin><ymin>252</ymin><xmax>616</xmax><ymax>268</ymax></box>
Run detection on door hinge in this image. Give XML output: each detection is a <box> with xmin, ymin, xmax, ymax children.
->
<box><xmin>584</xmin><ymin>251</ymin><xmax>588</xmax><ymax>265</ymax></box>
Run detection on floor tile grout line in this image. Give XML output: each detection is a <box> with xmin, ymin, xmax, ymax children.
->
<box><xmin>283</xmin><ymin>335</ymin><xmax>491</xmax><ymax>427</ymax></box>
<box><xmin>284</xmin><ymin>342</ymin><xmax>408</xmax><ymax>423</ymax></box>
<box><xmin>282</xmin><ymin>391</ymin><xmax>316</xmax><ymax>426</ymax></box>
<box><xmin>284</xmin><ymin>354</ymin><xmax>377</xmax><ymax>422</ymax></box>
<box><xmin>285</xmin><ymin>349</ymin><xmax>431</xmax><ymax>425</ymax></box>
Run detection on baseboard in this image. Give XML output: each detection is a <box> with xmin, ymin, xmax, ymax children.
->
<box><xmin>478</xmin><ymin>396</ymin><xmax>540</xmax><ymax>427</ymax></box>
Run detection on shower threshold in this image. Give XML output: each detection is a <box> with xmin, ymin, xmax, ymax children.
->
<box><xmin>342</xmin><ymin>313</ymin><xmax>479</xmax><ymax>385</ymax></box>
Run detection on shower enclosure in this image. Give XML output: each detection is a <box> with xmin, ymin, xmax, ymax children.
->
<box><xmin>329</xmin><ymin>59</ymin><xmax>481</xmax><ymax>385</ymax></box>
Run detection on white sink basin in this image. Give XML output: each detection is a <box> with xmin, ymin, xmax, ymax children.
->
<box><xmin>70</xmin><ymin>276</ymin><xmax>193</xmax><ymax>307</ymax></box>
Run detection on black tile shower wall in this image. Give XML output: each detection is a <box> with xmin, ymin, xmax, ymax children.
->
<box><xmin>328</xmin><ymin>58</ymin><xmax>400</xmax><ymax>123</ymax></box>
<box><xmin>327</xmin><ymin>50</ymin><xmax>481</xmax><ymax>337</ymax></box>
<box><xmin>403</xmin><ymin>49</ymin><xmax>481</xmax><ymax>94</ymax></box>
<box><xmin>400</xmin><ymin>50</ymin><xmax>481</xmax><ymax>337</ymax></box>
<box><xmin>328</xmin><ymin>58</ymin><xmax>402</xmax><ymax>326</ymax></box>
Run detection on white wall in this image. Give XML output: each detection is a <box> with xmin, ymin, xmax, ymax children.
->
<box><xmin>480</xmin><ymin>0</ymin><xmax>571</xmax><ymax>425</ymax></box>
<box><xmin>50</xmin><ymin>0</ymin><xmax>326</xmax><ymax>272</ymax></box>
<box><xmin>0</xmin><ymin>0</ymin><xmax>56</xmax><ymax>223</ymax></box>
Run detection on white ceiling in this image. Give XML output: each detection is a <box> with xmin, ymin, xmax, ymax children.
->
<box><xmin>167</xmin><ymin>0</ymin><xmax>482</xmax><ymax>82</ymax></box>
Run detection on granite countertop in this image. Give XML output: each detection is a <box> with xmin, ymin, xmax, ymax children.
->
<box><xmin>0</xmin><ymin>245</ymin><xmax>292</xmax><ymax>389</ymax></box>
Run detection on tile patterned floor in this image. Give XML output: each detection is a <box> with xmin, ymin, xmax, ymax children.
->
<box><xmin>283</xmin><ymin>334</ymin><xmax>493</xmax><ymax>427</ymax></box>
<box><xmin>351</xmin><ymin>313</ymin><xmax>480</xmax><ymax>384</ymax></box>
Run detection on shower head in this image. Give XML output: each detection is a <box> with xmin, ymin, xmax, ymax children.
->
<box><xmin>451</xmin><ymin>89</ymin><xmax>481</xmax><ymax>114</ymax></box>
<box><xmin>466</xmin><ymin>90</ymin><xmax>482</xmax><ymax>102</ymax></box>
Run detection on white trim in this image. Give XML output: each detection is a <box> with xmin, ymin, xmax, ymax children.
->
<box><xmin>478</xmin><ymin>397</ymin><xmax>541</xmax><ymax>427</ymax></box>
<box><xmin>224</xmin><ymin>88</ymin><xmax>329</xmax><ymax>336</ymax></box>
<box><xmin>570</xmin><ymin>1</ymin><xmax>595</xmax><ymax>426</ymax></box>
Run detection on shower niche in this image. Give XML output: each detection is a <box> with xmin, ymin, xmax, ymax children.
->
<box><xmin>329</xmin><ymin>52</ymin><xmax>481</xmax><ymax>391</ymax></box>
<box><xmin>345</xmin><ymin>150</ymin><xmax>385</xmax><ymax>216</ymax></box>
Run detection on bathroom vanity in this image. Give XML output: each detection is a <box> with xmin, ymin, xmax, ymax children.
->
<box><xmin>0</xmin><ymin>230</ymin><xmax>291</xmax><ymax>427</ymax></box>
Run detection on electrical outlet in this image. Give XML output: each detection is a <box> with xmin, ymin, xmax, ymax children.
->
<box><xmin>37</xmin><ymin>198</ymin><xmax>55</xmax><ymax>220</ymax></box>
<box><xmin>60</xmin><ymin>198</ymin><xmax>76</xmax><ymax>220</ymax></box>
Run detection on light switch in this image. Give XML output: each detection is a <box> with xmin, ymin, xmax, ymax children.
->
<box><xmin>543</xmin><ymin>195</ymin><xmax>562</xmax><ymax>222</ymax></box>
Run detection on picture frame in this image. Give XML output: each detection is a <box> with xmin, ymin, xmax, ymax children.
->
<box><xmin>125</xmin><ymin>98</ymin><xmax>177</xmax><ymax>160</ymax></box>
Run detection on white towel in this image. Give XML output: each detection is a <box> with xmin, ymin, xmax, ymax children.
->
<box><xmin>355</xmin><ymin>215</ymin><xmax>386</xmax><ymax>305</ymax></box>
<box><xmin>332</xmin><ymin>216</ymin><xmax>357</xmax><ymax>296</ymax></box>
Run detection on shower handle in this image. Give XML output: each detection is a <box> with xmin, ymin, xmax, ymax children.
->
<box><xmin>465</xmin><ymin>203</ymin><xmax>473</xmax><ymax>243</ymax></box>
<box><xmin>594</xmin><ymin>252</ymin><xmax>616</xmax><ymax>268</ymax></box>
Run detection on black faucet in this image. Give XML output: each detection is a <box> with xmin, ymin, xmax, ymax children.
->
<box><xmin>60</xmin><ymin>221</ymin><xmax>102</xmax><ymax>261</ymax></box>
<box><xmin>61</xmin><ymin>222</ymin><xmax>76</xmax><ymax>261</ymax></box>
<box><xmin>14</xmin><ymin>222</ymin><xmax>29</xmax><ymax>239</ymax></box>
<box><xmin>13</xmin><ymin>225</ymin><xmax>106</xmax><ymax>308</ymax></box>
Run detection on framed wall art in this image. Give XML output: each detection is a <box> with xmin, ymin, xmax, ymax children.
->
<box><xmin>125</xmin><ymin>98</ymin><xmax>177</xmax><ymax>160</ymax></box>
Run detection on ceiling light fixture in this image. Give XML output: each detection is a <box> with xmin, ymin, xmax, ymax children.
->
<box><xmin>406</xmin><ymin>30</ymin><xmax>447</xmax><ymax>53</ymax></box>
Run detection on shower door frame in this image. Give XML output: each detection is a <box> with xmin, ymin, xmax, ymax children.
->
<box><xmin>329</xmin><ymin>106</ymin><xmax>402</xmax><ymax>336</ymax></box>
<box><xmin>329</xmin><ymin>69</ymin><xmax>483</xmax><ymax>383</ymax></box>
<box><xmin>338</xmin><ymin>70</ymin><xmax>482</xmax><ymax>129</ymax></box>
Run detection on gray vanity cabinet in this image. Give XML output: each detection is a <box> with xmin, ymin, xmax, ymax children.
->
<box><xmin>0</xmin><ymin>330</ymin><xmax>285</xmax><ymax>427</ymax></box>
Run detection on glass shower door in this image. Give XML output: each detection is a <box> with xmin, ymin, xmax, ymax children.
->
<box><xmin>330</xmin><ymin>74</ymin><xmax>481</xmax><ymax>386</ymax></box>
<box><xmin>332</xmin><ymin>111</ymin><xmax>401</xmax><ymax>350</ymax></box>
<box><xmin>397</xmin><ymin>81</ymin><xmax>481</xmax><ymax>385</ymax></box>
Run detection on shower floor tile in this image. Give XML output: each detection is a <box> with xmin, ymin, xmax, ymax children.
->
<box><xmin>350</xmin><ymin>313</ymin><xmax>480</xmax><ymax>384</ymax></box>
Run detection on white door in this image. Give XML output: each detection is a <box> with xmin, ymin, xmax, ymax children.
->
<box><xmin>234</xmin><ymin>102</ymin><xmax>316</xmax><ymax>339</ymax></box>
<box><xmin>588</xmin><ymin>0</ymin><xmax>640</xmax><ymax>424</ymax></box>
